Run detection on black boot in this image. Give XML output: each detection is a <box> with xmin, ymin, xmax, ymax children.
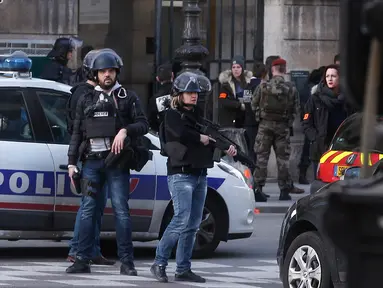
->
<box><xmin>66</xmin><ymin>258</ymin><xmax>91</xmax><ymax>273</ymax></box>
<box><xmin>120</xmin><ymin>262</ymin><xmax>138</xmax><ymax>276</ymax></box>
<box><xmin>298</xmin><ymin>169</ymin><xmax>309</xmax><ymax>184</ymax></box>
<box><xmin>175</xmin><ymin>270</ymin><xmax>206</xmax><ymax>283</ymax></box>
<box><xmin>91</xmin><ymin>255</ymin><xmax>116</xmax><ymax>266</ymax></box>
<box><xmin>254</xmin><ymin>187</ymin><xmax>268</xmax><ymax>202</ymax></box>
<box><xmin>279</xmin><ymin>189</ymin><xmax>292</xmax><ymax>201</ymax></box>
<box><xmin>150</xmin><ymin>264</ymin><xmax>168</xmax><ymax>283</ymax></box>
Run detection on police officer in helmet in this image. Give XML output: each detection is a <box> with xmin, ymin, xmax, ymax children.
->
<box><xmin>66</xmin><ymin>49</ymin><xmax>149</xmax><ymax>275</ymax></box>
<box><xmin>41</xmin><ymin>37</ymin><xmax>82</xmax><ymax>85</ymax></box>
<box><xmin>66</xmin><ymin>49</ymin><xmax>115</xmax><ymax>265</ymax></box>
<box><xmin>150</xmin><ymin>72</ymin><xmax>237</xmax><ymax>283</ymax></box>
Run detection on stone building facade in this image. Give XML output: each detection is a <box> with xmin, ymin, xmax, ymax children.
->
<box><xmin>0</xmin><ymin>0</ymin><xmax>340</xmax><ymax>180</ymax></box>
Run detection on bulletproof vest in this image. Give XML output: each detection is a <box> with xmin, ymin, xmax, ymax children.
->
<box><xmin>84</xmin><ymin>92</ymin><xmax>117</xmax><ymax>139</ymax></box>
<box><xmin>259</xmin><ymin>78</ymin><xmax>294</xmax><ymax>122</ymax></box>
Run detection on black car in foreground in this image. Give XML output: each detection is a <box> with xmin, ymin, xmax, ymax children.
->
<box><xmin>277</xmin><ymin>163</ymin><xmax>383</xmax><ymax>288</ymax></box>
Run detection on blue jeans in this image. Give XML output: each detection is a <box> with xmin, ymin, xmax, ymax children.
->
<box><xmin>154</xmin><ymin>172</ymin><xmax>207</xmax><ymax>274</ymax></box>
<box><xmin>76</xmin><ymin>159</ymin><xmax>134</xmax><ymax>265</ymax></box>
<box><xmin>68</xmin><ymin>184</ymin><xmax>108</xmax><ymax>258</ymax></box>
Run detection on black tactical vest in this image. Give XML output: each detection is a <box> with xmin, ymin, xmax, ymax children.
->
<box><xmin>85</xmin><ymin>92</ymin><xmax>117</xmax><ymax>139</ymax></box>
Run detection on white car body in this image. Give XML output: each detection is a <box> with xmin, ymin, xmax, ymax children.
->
<box><xmin>0</xmin><ymin>70</ymin><xmax>255</xmax><ymax>255</ymax></box>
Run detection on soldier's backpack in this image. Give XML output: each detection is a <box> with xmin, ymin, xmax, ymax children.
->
<box><xmin>259</xmin><ymin>80</ymin><xmax>294</xmax><ymax>121</ymax></box>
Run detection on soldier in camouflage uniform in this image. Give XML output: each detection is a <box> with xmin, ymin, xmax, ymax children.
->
<box><xmin>251</xmin><ymin>58</ymin><xmax>303</xmax><ymax>201</ymax></box>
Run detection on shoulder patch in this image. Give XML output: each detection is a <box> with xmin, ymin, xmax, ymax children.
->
<box><xmin>219</xmin><ymin>92</ymin><xmax>227</xmax><ymax>99</ymax></box>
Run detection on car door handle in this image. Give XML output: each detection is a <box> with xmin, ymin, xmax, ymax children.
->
<box><xmin>59</xmin><ymin>165</ymin><xmax>68</xmax><ymax>170</ymax></box>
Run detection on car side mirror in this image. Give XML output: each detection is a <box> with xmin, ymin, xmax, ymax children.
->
<box><xmin>341</xmin><ymin>166</ymin><xmax>361</xmax><ymax>180</ymax></box>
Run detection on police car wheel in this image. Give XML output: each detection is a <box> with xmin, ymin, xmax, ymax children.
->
<box><xmin>192</xmin><ymin>196</ymin><xmax>222</xmax><ymax>258</ymax></box>
<box><xmin>282</xmin><ymin>231</ymin><xmax>332</xmax><ymax>288</ymax></box>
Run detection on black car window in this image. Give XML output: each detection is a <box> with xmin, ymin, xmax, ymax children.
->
<box><xmin>37</xmin><ymin>90</ymin><xmax>71</xmax><ymax>144</ymax></box>
<box><xmin>330</xmin><ymin>117</ymin><xmax>361</xmax><ymax>151</ymax></box>
<box><xmin>331</xmin><ymin>114</ymin><xmax>383</xmax><ymax>152</ymax></box>
<box><xmin>0</xmin><ymin>90</ymin><xmax>34</xmax><ymax>142</ymax></box>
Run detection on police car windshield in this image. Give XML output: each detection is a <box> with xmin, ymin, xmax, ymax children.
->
<box><xmin>331</xmin><ymin>113</ymin><xmax>383</xmax><ymax>153</ymax></box>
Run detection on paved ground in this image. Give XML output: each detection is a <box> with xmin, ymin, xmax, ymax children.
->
<box><xmin>255</xmin><ymin>182</ymin><xmax>310</xmax><ymax>214</ymax></box>
<box><xmin>0</xmin><ymin>214</ymin><xmax>286</xmax><ymax>288</ymax></box>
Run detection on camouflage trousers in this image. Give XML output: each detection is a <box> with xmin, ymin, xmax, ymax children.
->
<box><xmin>253</xmin><ymin>120</ymin><xmax>291</xmax><ymax>191</ymax></box>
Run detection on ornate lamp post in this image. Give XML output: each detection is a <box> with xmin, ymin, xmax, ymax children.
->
<box><xmin>174</xmin><ymin>0</ymin><xmax>209</xmax><ymax>75</ymax></box>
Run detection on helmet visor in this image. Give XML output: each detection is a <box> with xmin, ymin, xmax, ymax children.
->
<box><xmin>82</xmin><ymin>49</ymin><xmax>99</xmax><ymax>68</ymax></box>
<box><xmin>173</xmin><ymin>71</ymin><xmax>212</xmax><ymax>93</ymax></box>
<box><xmin>196</xmin><ymin>74</ymin><xmax>212</xmax><ymax>93</ymax></box>
<box><xmin>69</xmin><ymin>37</ymin><xmax>83</xmax><ymax>50</ymax></box>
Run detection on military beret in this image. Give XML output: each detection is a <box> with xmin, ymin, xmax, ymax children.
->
<box><xmin>271</xmin><ymin>58</ymin><xmax>286</xmax><ymax>66</ymax></box>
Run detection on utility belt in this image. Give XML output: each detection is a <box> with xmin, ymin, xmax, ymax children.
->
<box><xmin>83</xmin><ymin>150</ymin><xmax>111</xmax><ymax>160</ymax></box>
<box><xmin>260</xmin><ymin>112</ymin><xmax>290</xmax><ymax>122</ymax></box>
<box><xmin>170</xmin><ymin>165</ymin><xmax>207</xmax><ymax>176</ymax></box>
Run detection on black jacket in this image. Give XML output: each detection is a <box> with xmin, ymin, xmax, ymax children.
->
<box><xmin>67</xmin><ymin>82</ymin><xmax>95</xmax><ymax>135</ymax></box>
<box><xmin>70</xmin><ymin>67</ymin><xmax>86</xmax><ymax>86</ymax></box>
<box><xmin>40</xmin><ymin>59</ymin><xmax>73</xmax><ymax>85</ymax></box>
<box><xmin>218</xmin><ymin>70</ymin><xmax>258</xmax><ymax>127</ymax></box>
<box><xmin>303</xmin><ymin>83</ymin><xmax>351</xmax><ymax>161</ymax></box>
<box><xmin>67</xmin><ymin>87</ymin><xmax>149</xmax><ymax>165</ymax></box>
<box><xmin>148</xmin><ymin>82</ymin><xmax>173</xmax><ymax>132</ymax></box>
<box><xmin>164</xmin><ymin>106</ymin><xmax>215</xmax><ymax>174</ymax></box>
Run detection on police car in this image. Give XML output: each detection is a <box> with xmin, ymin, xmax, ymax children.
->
<box><xmin>0</xmin><ymin>52</ymin><xmax>255</xmax><ymax>257</ymax></box>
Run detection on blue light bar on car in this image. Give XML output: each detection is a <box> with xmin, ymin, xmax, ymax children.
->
<box><xmin>0</xmin><ymin>51</ymin><xmax>32</xmax><ymax>73</ymax></box>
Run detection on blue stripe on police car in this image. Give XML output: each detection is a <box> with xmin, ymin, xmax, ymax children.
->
<box><xmin>0</xmin><ymin>169</ymin><xmax>225</xmax><ymax>200</ymax></box>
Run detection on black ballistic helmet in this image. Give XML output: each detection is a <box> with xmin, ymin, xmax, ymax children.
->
<box><xmin>90</xmin><ymin>49</ymin><xmax>123</xmax><ymax>73</ymax></box>
<box><xmin>92</xmin><ymin>53</ymin><xmax>120</xmax><ymax>71</ymax></box>
<box><xmin>47</xmin><ymin>37</ymin><xmax>83</xmax><ymax>64</ymax></box>
<box><xmin>172</xmin><ymin>71</ymin><xmax>211</xmax><ymax>96</ymax></box>
<box><xmin>90</xmin><ymin>49</ymin><xmax>124</xmax><ymax>81</ymax></box>
<box><xmin>82</xmin><ymin>50</ymin><xmax>99</xmax><ymax>80</ymax></box>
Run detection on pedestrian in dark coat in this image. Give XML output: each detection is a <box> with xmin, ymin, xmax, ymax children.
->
<box><xmin>303</xmin><ymin>64</ymin><xmax>350</xmax><ymax>177</ymax></box>
<box><xmin>41</xmin><ymin>37</ymin><xmax>75</xmax><ymax>85</ymax></box>
<box><xmin>218</xmin><ymin>56</ymin><xmax>256</xmax><ymax>128</ymax></box>
<box><xmin>297</xmin><ymin>66</ymin><xmax>325</xmax><ymax>184</ymax></box>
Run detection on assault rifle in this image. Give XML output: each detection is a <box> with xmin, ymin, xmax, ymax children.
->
<box><xmin>181</xmin><ymin>114</ymin><xmax>256</xmax><ymax>169</ymax></box>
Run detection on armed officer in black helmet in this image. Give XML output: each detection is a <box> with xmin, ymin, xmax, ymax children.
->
<box><xmin>150</xmin><ymin>72</ymin><xmax>237</xmax><ymax>283</ymax></box>
<box><xmin>66</xmin><ymin>49</ymin><xmax>149</xmax><ymax>275</ymax></box>
<box><xmin>66</xmin><ymin>48</ymin><xmax>115</xmax><ymax>265</ymax></box>
<box><xmin>41</xmin><ymin>37</ymin><xmax>82</xmax><ymax>85</ymax></box>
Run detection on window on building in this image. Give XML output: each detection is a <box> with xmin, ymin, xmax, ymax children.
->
<box><xmin>0</xmin><ymin>90</ymin><xmax>33</xmax><ymax>142</ymax></box>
